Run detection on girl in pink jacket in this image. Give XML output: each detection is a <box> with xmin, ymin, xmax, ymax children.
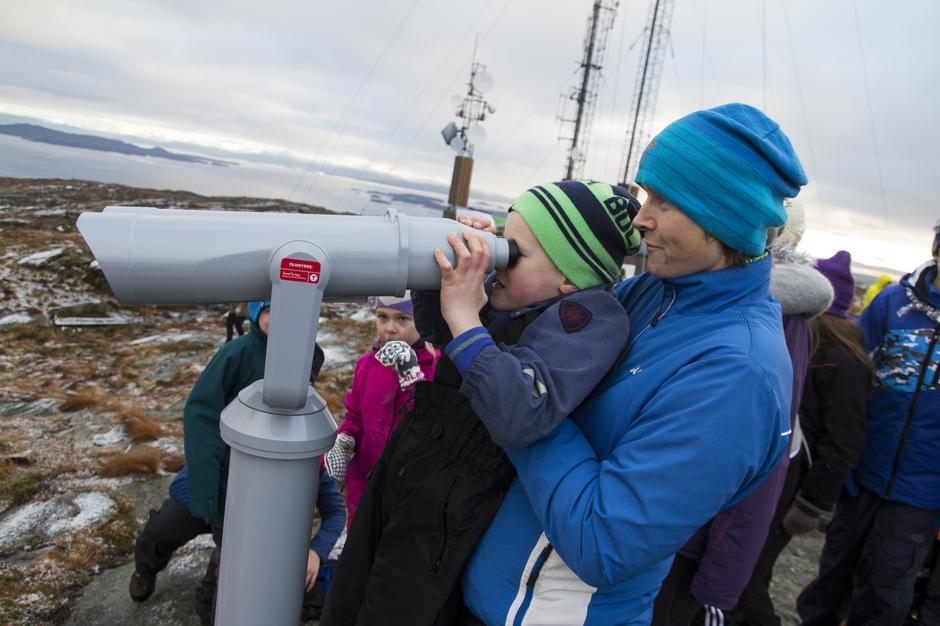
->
<box><xmin>327</xmin><ymin>294</ymin><xmax>438</xmax><ymax>526</ymax></box>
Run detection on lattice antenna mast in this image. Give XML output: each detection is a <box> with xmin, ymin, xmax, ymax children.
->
<box><xmin>561</xmin><ymin>0</ymin><xmax>618</xmax><ymax>180</ymax></box>
<box><xmin>620</xmin><ymin>0</ymin><xmax>675</xmax><ymax>185</ymax></box>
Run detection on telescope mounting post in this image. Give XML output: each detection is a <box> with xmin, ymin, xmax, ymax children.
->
<box><xmin>215</xmin><ymin>242</ymin><xmax>338</xmax><ymax>626</ymax></box>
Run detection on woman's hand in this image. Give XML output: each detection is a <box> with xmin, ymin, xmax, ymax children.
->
<box><xmin>305</xmin><ymin>549</ymin><xmax>321</xmax><ymax>592</ymax></box>
<box><xmin>434</xmin><ymin>231</ymin><xmax>491</xmax><ymax>337</ymax></box>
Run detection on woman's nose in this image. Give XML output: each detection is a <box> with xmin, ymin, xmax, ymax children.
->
<box><xmin>633</xmin><ymin>205</ymin><xmax>655</xmax><ymax>232</ymax></box>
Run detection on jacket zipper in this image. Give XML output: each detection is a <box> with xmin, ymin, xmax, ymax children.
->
<box><xmin>526</xmin><ymin>544</ymin><xmax>554</xmax><ymax>588</ymax></box>
<box><xmin>884</xmin><ymin>321</ymin><xmax>940</xmax><ymax>498</ymax></box>
<box><xmin>392</xmin><ymin>425</ymin><xmax>433</xmax><ymax>508</ymax></box>
<box><xmin>431</xmin><ymin>476</ymin><xmax>458</xmax><ymax>573</ymax></box>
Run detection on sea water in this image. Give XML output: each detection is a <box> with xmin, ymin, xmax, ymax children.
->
<box><xmin>0</xmin><ymin>134</ymin><xmax>454</xmax><ymax>218</ymax></box>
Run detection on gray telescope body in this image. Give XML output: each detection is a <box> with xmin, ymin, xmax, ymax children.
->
<box><xmin>78</xmin><ymin>205</ymin><xmax>511</xmax><ymax>303</ymax></box>
<box><xmin>76</xmin><ymin>206</ymin><xmax>511</xmax><ymax>626</ymax></box>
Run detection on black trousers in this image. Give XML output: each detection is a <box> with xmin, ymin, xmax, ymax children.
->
<box><xmin>225</xmin><ymin>313</ymin><xmax>246</xmax><ymax>342</ymax></box>
<box><xmin>797</xmin><ymin>487</ymin><xmax>938</xmax><ymax>626</ymax></box>
<box><xmin>321</xmin><ymin>380</ymin><xmax>517</xmax><ymax>626</ymax></box>
<box><xmin>731</xmin><ymin>451</ymin><xmax>805</xmax><ymax>626</ymax></box>
<box><xmin>134</xmin><ymin>496</ymin><xmax>212</xmax><ymax>578</ymax></box>
<box><xmin>193</xmin><ymin>525</ymin><xmax>223</xmax><ymax>626</ymax></box>
<box><xmin>653</xmin><ymin>554</ymin><xmax>704</xmax><ymax>626</ymax></box>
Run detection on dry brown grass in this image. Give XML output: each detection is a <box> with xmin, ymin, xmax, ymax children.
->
<box><xmin>0</xmin><ymin>460</ymin><xmax>13</xmax><ymax>481</ymax></box>
<box><xmin>58</xmin><ymin>392</ymin><xmax>102</xmax><ymax>413</ymax></box>
<box><xmin>51</xmin><ymin>531</ymin><xmax>104</xmax><ymax>572</ymax></box>
<box><xmin>162</xmin><ymin>450</ymin><xmax>185</xmax><ymax>473</ymax></box>
<box><xmin>111</xmin><ymin>404</ymin><xmax>163</xmax><ymax>441</ymax></box>
<box><xmin>98</xmin><ymin>445</ymin><xmax>162</xmax><ymax>477</ymax></box>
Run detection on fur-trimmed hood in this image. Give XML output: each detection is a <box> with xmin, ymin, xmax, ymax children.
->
<box><xmin>769</xmin><ymin>244</ymin><xmax>834</xmax><ymax>318</ymax></box>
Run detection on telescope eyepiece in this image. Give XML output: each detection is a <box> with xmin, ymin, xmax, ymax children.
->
<box><xmin>505</xmin><ymin>239</ymin><xmax>519</xmax><ymax>268</ymax></box>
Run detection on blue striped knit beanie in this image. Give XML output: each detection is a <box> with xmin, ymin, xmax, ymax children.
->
<box><xmin>636</xmin><ymin>103</ymin><xmax>808</xmax><ymax>256</ymax></box>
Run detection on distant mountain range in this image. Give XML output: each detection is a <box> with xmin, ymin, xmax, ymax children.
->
<box><xmin>0</xmin><ymin>123</ymin><xmax>235</xmax><ymax>167</ymax></box>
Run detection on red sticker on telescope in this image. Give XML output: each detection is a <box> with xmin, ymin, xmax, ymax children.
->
<box><xmin>280</xmin><ymin>258</ymin><xmax>321</xmax><ymax>284</ymax></box>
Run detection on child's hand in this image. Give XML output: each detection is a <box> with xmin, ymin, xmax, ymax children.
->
<box><xmin>305</xmin><ymin>549</ymin><xmax>320</xmax><ymax>592</ymax></box>
<box><xmin>324</xmin><ymin>433</ymin><xmax>355</xmax><ymax>483</ymax></box>
<box><xmin>375</xmin><ymin>340</ymin><xmax>425</xmax><ymax>389</ymax></box>
<box><xmin>456</xmin><ymin>214</ymin><xmax>498</xmax><ymax>234</ymax></box>
<box><xmin>434</xmin><ymin>231</ymin><xmax>490</xmax><ymax>337</ymax></box>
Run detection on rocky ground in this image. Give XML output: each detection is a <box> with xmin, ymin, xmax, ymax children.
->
<box><xmin>0</xmin><ymin>176</ymin><xmax>825</xmax><ymax>624</ymax></box>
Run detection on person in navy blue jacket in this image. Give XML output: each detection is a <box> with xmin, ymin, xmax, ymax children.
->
<box><xmin>130</xmin><ymin>465</ymin><xmax>344</xmax><ymax>616</ymax></box>
<box><xmin>798</xmin><ymin>222</ymin><xmax>940</xmax><ymax>625</ymax></box>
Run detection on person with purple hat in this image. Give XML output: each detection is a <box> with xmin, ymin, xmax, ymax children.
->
<box><xmin>324</xmin><ymin>291</ymin><xmax>438</xmax><ymax>528</ymax></box>
<box><xmin>730</xmin><ymin>250</ymin><xmax>871</xmax><ymax>625</ymax></box>
<box><xmin>798</xmin><ymin>225</ymin><xmax>940</xmax><ymax>624</ymax></box>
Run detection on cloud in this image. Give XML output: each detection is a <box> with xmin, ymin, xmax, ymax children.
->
<box><xmin>0</xmin><ymin>0</ymin><xmax>934</xmax><ymax>273</ymax></box>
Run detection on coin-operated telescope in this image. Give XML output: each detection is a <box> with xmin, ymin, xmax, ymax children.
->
<box><xmin>77</xmin><ymin>206</ymin><xmax>513</xmax><ymax>626</ymax></box>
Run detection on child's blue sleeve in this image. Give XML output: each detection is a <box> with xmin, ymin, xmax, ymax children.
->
<box><xmin>309</xmin><ymin>470</ymin><xmax>346</xmax><ymax>559</ymax></box>
<box><xmin>454</xmin><ymin>289</ymin><xmax>629</xmax><ymax>448</ymax></box>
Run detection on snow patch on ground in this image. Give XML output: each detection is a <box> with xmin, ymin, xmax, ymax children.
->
<box><xmin>350</xmin><ymin>308</ymin><xmax>373</xmax><ymax>322</ymax></box>
<box><xmin>152</xmin><ymin>437</ymin><xmax>179</xmax><ymax>454</ymax></box>
<box><xmin>129</xmin><ymin>332</ymin><xmax>196</xmax><ymax>346</ymax></box>
<box><xmin>165</xmin><ymin>533</ymin><xmax>215</xmax><ymax>575</ymax></box>
<box><xmin>0</xmin><ymin>492</ymin><xmax>116</xmax><ymax>551</ymax></box>
<box><xmin>46</xmin><ymin>492</ymin><xmax>116</xmax><ymax>534</ymax></box>
<box><xmin>60</xmin><ymin>476</ymin><xmax>132</xmax><ymax>491</ymax></box>
<box><xmin>93</xmin><ymin>428</ymin><xmax>125</xmax><ymax>447</ymax></box>
<box><xmin>0</xmin><ymin>314</ymin><xmax>33</xmax><ymax>326</ymax></box>
<box><xmin>17</xmin><ymin>248</ymin><xmax>65</xmax><ymax>267</ymax></box>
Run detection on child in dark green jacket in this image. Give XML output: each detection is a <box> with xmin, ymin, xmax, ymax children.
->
<box><xmin>182</xmin><ymin>300</ymin><xmax>325</xmax><ymax>624</ymax></box>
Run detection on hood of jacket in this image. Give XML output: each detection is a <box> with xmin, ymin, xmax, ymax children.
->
<box><xmin>769</xmin><ymin>244</ymin><xmax>834</xmax><ymax>318</ymax></box>
<box><xmin>898</xmin><ymin>260</ymin><xmax>940</xmax><ymax>323</ymax></box>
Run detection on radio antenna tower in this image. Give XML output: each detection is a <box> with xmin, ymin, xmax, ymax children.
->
<box><xmin>441</xmin><ymin>47</ymin><xmax>496</xmax><ymax>219</ymax></box>
<box><xmin>561</xmin><ymin>0</ymin><xmax>618</xmax><ymax>180</ymax></box>
<box><xmin>620</xmin><ymin>0</ymin><xmax>675</xmax><ymax>186</ymax></box>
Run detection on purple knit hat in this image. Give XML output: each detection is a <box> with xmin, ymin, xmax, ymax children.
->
<box><xmin>374</xmin><ymin>291</ymin><xmax>414</xmax><ymax>316</ymax></box>
<box><xmin>815</xmin><ymin>251</ymin><xmax>855</xmax><ymax>319</ymax></box>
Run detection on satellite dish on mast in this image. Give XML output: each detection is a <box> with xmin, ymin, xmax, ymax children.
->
<box><xmin>465</xmin><ymin>123</ymin><xmax>487</xmax><ymax>145</ymax></box>
<box><xmin>473</xmin><ymin>71</ymin><xmax>494</xmax><ymax>94</ymax></box>
<box><xmin>449</xmin><ymin>135</ymin><xmax>465</xmax><ymax>152</ymax></box>
<box><xmin>441</xmin><ymin>121</ymin><xmax>459</xmax><ymax>144</ymax></box>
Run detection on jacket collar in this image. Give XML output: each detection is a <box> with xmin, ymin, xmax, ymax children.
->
<box><xmin>659</xmin><ymin>253</ymin><xmax>773</xmax><ymax>315</ymax></box>
<box><xmin>899</xmin><ymin>260</ymin><xmax>940</xmax><ymax>322</ymax></box>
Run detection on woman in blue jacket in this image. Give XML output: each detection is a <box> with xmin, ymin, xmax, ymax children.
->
<box><xmin>460</xmin><ymin>104</ymin><xmax>806</xmax><ymax>625</ymax></box>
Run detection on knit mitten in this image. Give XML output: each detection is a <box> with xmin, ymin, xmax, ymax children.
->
<box><xmin>324</xmin><ymin>433</ymin><xmax>356</xmax><ymax>483</ymax></box>
<box><xmin>782</xmin><ymin>494</ymin><xmax>828</xmax><ymax>536</ymax></box>
<box><xmin>375</xmin><ymin>340</ymin><xmax>425</xmax><ymax>389</ymax></box>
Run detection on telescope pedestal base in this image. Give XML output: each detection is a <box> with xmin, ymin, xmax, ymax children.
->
<box><xmin>215</xmin><ymin>381</ymin><xmax>337</xmax><ymax>626</ymax></box>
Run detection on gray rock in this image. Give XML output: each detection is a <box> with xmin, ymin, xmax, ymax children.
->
<box><xmin>66</xmin><ymin>551</ymin><xmax>208</xmax><ymax>625</ymax></box>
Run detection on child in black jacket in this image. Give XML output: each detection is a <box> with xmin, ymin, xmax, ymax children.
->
<box><xmin>321</xmin><ymin>180</ymin><xmax>642</xmax><ymax>626</ymax></box>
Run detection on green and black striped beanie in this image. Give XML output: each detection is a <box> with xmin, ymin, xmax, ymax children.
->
<box><xmin>510</xmin><ymin>180</ymin><xmax>643</xmax><ymax>289</ymax></box>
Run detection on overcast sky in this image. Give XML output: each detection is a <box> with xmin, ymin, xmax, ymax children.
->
<box><xmin>1</xmin><ymin>0</ymin><xmax>936</xmax><ymax>273</ymax></box>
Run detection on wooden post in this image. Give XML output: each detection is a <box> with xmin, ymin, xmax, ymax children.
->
<box><xmin>445</xmin><ymin>155</ymin><xmax>473</xmax><ymax>219</ymax></box>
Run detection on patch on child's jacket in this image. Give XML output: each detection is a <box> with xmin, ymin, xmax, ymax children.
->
<box><xmin>559</xmin><ymin>300</ymin><xmax>592</xmax><ymax>333</ymax></box>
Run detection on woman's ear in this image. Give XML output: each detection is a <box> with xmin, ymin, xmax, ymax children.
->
<box><xmin>559</xmin><ymin>278</ymin><xmax>579</xmax><ymax>295</ymax></box>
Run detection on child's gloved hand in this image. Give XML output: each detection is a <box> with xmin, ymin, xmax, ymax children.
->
<box><xmin>782</xmin><ymin>494</ymin><xmax>828</xmax><ymax>536</ymax></box>
<box><xmin>375</xmin><ymin>340</ymin><xmax>425</xmax><ymax>389</ymax></box>
<box><xmin>324</xmin><ymin>433</ymin><xmax>356</xmax><ymax>483</ymax></box>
